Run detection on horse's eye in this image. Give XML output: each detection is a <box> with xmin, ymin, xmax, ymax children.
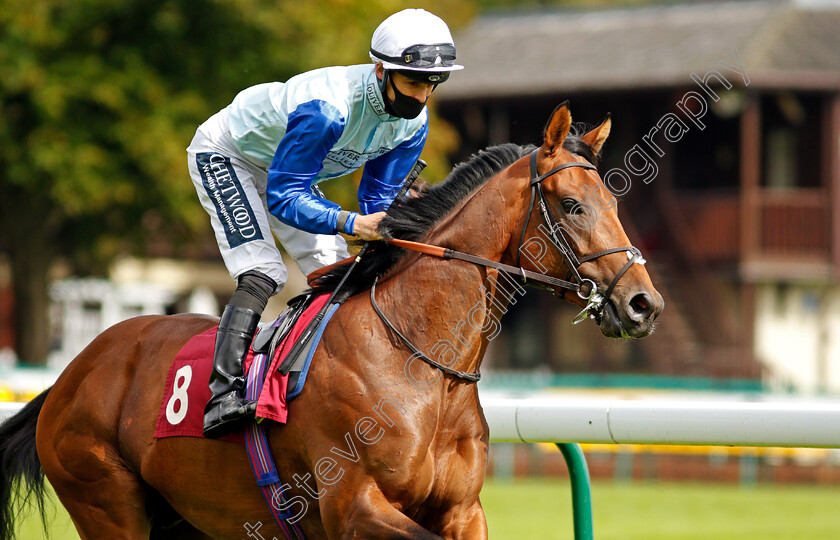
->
<box><xmin>562</xmin><ymin>198</ymin><xmax>582</xmax><ymax>215</ymax></box>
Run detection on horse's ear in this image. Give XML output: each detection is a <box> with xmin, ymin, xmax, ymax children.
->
<box><xmin>581</xmin><ymin>113</ymin><xmax>612</xmax><ymax>156</ymax></box>
<box><xmin>543</xmin><ymin>101</ymin><xmax>572</xmax><ymax>156</ymax></box>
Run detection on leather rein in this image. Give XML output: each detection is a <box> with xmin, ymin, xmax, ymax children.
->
<box><xmin>370</xmin><ymin>149</ymin><xmax>646</xmax><ymax>383</ymax></box>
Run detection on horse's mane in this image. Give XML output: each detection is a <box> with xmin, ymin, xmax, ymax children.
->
<box><xmin>309</xmin><ymin>128</ymin><xmax>598</xmax><ymax>299</ymax></box>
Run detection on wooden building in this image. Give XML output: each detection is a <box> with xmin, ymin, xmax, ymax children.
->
<box><xmin>437</xmin><ymin>0</ymin><xmax>840</xmax><ymax>391</ymax></box>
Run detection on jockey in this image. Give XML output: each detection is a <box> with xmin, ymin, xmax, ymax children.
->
<box><xmin>187</xmin><ymin>8</ymin><xmax>464</xmax><ymax>439</ymax></box>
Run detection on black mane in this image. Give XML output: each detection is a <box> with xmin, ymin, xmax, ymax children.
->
<box><xmin>308</xmin><ymin>129</ymin><xmax>597</xmax><ymax>299</ymax></box>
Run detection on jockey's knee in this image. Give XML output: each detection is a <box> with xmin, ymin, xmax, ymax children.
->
<box><xmin>230</xmin><ymin>270</ymin><xmax>278</xmax><ymax>313</ymax></box>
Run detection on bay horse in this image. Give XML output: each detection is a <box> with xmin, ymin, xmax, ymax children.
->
<box><xmin>0</xmin><ymin>103</ymin><xmax>662</xmax><ymax>539</ymax></box>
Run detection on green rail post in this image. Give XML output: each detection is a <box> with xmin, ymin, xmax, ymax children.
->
<box><xmin>557</xmin><ymin>443</ymin><xmax>594</xmax><ymax>540</ymax></box>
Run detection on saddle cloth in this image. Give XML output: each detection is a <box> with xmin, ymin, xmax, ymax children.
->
<box><xmin>153</xmin><ymin>294</ymin><xmax>333</xmax><ymax>442</ymax></box>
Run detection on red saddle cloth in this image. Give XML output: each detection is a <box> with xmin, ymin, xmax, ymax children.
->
<box><xmin>153</xmin><ymin>294</ymin><xmax>330</xmax><ymax>442</ymax></box>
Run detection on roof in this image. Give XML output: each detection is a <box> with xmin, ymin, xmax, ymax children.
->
<box><xmin>439</xmin><ymin>0</ymin><xmax>840</xmax><ymax>100</ymax></box>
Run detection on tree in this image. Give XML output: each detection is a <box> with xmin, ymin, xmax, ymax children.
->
<box><xmin>0</xmin><ymin>0</ymin><xmax>472</xmax><ymax>365</ymax></box>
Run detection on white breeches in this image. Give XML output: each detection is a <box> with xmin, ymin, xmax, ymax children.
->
<box><xmin>186</xmin><ymin>108</ymin><xmax>348</xmax><ymax>294</ymax></box>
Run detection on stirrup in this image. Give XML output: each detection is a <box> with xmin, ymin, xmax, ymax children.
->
<box><xmin>203</xmin><ymin>394</ymin><xmax>257</xmax><ymax>438</ymax></box>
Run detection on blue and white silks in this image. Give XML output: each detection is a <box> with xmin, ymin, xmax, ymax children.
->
<box><xmin>226</xmin><ymin>64</ymin><xmax>428</xmax><ymax>236</ymax></box>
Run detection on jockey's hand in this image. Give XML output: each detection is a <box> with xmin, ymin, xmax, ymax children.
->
<box><xmin>352</xmin><ymin>212</ymin><xmax>386</xmax><ymax>241</ymax></box>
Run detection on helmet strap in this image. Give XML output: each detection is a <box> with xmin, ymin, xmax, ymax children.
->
<box><xmin>378</xmin><ymin>70</ymin><xmax>395</xmax><ymax>116</ymax></box>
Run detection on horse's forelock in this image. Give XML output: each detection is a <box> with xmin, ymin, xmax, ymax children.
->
<box><xmin>564</xmin><ymin>123</ymin><xmax>600</xmax><ymax>167</ymax></box>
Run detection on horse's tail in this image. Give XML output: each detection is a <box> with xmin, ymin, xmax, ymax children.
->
<box><xmin>0</xmin><ymin>388</ymin><xmax>51</xmax><ymax>540</ymax></box>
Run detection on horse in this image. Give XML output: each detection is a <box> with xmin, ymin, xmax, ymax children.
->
<box><xmin>0</xmin><ymin>102</ymin><xmax>662</xmax><ymax>539</ymax></box>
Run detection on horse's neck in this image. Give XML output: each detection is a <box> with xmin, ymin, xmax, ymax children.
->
<box><xmin>379</xmin><ymin>167</ymin><xmax>529</xmax><ymax>380</ymax></box>
<box><xmin>431</xmin><ymin>169</ymin><xmax>524</xmax><ymax>268</ymax></box>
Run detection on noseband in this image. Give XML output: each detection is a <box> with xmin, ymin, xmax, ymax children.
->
<box><xmin>517</xmin><ymin>149</ymin><xmax>645</xmax><ymax>324</ymax></box>
<box><xmin>374</xmin><ymin>149</ymin><xmax>647</xmax><ymax>382</ymax></box>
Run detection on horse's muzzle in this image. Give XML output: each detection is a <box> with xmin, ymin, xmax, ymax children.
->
<box><xmin>600</xmin><ymin>289</ymin><xmax>664</xmax><ymax>338</ymax></box>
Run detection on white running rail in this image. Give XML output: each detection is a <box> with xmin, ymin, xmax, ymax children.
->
<box><xmin>3</xmin><ymin>397</ymin><xmax>840</xmax><ymax>448</ymax></box>
<box><xmin>481</xmin><ymin>397</ymin><xmax>840</xmax><ymax>448</ymax></box>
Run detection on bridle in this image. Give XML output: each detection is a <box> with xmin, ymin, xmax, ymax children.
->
<box><xmin>370</xmin><ymin>148</ymin><xmax>647</xmax><ymax>383</ymax></box>
<box><xmin>517</xmin><ymin>149</ymin><xmax>645</xmax><ymax>325</ymax></box>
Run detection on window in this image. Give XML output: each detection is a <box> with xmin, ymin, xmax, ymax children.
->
<box><xmin>760</xmin><ymin>92</ymin><xmax>822</xmax><ymax>189</ymax></box>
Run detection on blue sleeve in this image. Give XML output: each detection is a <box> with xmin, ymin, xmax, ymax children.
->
<box><xmin>358</xmin><ymin>121</ymin><xmax>428</xmax><ymax>214</ymax></box>
<box><xmin>265</xmin><ymin>100</ymin><xmax>350</xmax><ymax>235</ymax></box>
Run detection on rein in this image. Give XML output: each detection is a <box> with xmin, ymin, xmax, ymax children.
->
<box><xmin>370</xmin><ymin>278</ymin><xmax>481</xmax><ymax>382</ymax></box>
<box><xmin>385</xmin><ymin>238</ymin><xmax>578</xmax><ymax>291</ymax></box>
<box><xmin>369</xmin><ymin>148</ymin><xmax>647</xmax><ymax>383</ymax></box>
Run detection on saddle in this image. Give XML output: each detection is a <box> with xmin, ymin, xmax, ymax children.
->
<box><xmin>251</xmin><ymin>292</ymin><xmax>317</xmax><ymax>392</ymax></box>
<box><xmin>251</xmin><ymin>258</ymin><xmax>353</xmax><ymax>388</ymax></box>
<box><xmin>253</xmin><ymin>294</ymin><xmax>310</xmax><ymax>364</ymax></box>
<box><xmin>154</xmin><ymin>291</ymin><xmax>334</xmax><ymax>442</ymax></box>
<box><xmin>252</xmin><ymin>255</ymin><xmax>357</xmax><ymax>379</ymax></box>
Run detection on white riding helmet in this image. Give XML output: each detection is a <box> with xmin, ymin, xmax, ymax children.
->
<box><xmin>370</xmin><ymin>8</ymin><xmax>464</xmax><ymax>83</ymax></box>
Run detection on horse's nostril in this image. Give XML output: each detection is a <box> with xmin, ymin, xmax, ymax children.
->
<box><xmin>628</xmin><ymin>292</ymin><xmax>653</xmax><ymax>320</ymax></box>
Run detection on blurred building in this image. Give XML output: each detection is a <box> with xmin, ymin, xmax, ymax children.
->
<box><xmin>438</xmin><ymin>0</ymin><xmax>840</xmax><ymax>393</ymax></box>
<box><xmin>0</xmin><ymin>251</ymin><xmax>307</xmax><ymax>382</ymax></box>
<box><xmin>41</xmin><ymin>255</ymin><xmax>308</xmax><ymax>371</ymax></box>
<box><xmin>2</xmin><ymin>0</ymin><xmax>838</xmax><ymax>397</ymax></box>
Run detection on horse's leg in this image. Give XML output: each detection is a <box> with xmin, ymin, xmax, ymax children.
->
<box><xmin>321</xmin><ymin>483</ymin><xmax>443</xmax><ymax>540</ymax></box>
<box><xmin>147</xmin><ymin>491</ymin><xmax>214</xmax><ymax>540</ymax></box>
<box><xmin>41</xmin><ymin>432</ymin><xmax>151</xmax><ymax>539</ymax></box>
<box><xmin>435</xmin><ymin>500</ymin><xmax>488</xmax><ymax>539</ymax></box>
<box><xmin>35</xmin><ymin>319</ymin><xmax>167</xmax><ymax>540</ymax></box>
<box><xmin>150</xmin><ymin>520</ymin><xmax>213</xmax><ymax>540</ymax></box>
<box><xmin>43</xmin><ymin>430</ymin><xmax>215</xmax><ymax>540</ymax></box>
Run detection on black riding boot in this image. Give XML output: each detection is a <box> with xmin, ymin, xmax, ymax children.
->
<box><xmin>203</xmin><ymin>304</ymin><xmax>261</xmax><ymax>439</ymax></box>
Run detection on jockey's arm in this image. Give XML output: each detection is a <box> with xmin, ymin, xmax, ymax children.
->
<box><xmin>357</xmin><ymin>121</ymin><xmax>428</xmax><ymax>215</ymax></box>
<box><xmin>352</xmin><ymin>126</ymin><xmax>427</xmax><ymax>240</ymax></box>
<box><xmin>266</xmin><ymin>101</ymin><xmax>428</xmax><ymax>240</ymax></box>
<box><xmin>265</xmin><ymin>100</ymin><xmax>359</xmax><ymax>236</ymax></box>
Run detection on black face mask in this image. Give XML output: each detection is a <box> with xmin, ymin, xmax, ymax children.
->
<box><xmin>381</xmin><ymin>72</ymin><xmax>427</xmax><ymax>120</ymax></box>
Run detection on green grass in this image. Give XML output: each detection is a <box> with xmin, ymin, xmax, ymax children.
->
<box><xmin>13</xmin><ymin>479</ymin><xmax>840</xmax><ymax>539</ymax></box>
<box><xmin>12</xmin><ymin>484</ymin><xmax>78</xmax><ymax>540</ymax></box>
<box><xmin>481</xmin><ymin>478</ymin><xmax>840</xmax><ymax>540</ymax></box>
